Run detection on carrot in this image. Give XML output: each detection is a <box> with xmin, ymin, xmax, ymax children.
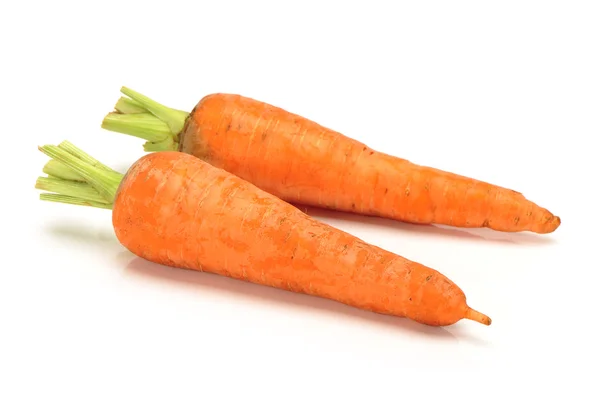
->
<box><xmin>35</xmin><ymin>140</ymin><xmax>492</xmax><ymax>327</ymax></box>
<box><xmin>100</xmin><ymin>87</ymin><xmax>561</xmax><ymax>235</ymax></box>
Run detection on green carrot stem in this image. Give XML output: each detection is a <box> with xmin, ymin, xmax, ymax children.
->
<box><xmin>119</xmin><ymin>86</ymin><xmax>189</xmax><ymax>135</ymax></box>
<box><xmin>57</xmin><ymin>140</ymin><xmax>117</xmax><ymax>173</ymax></box>
<box><xmin>143</xmin><ymin>136</ymin><xmax>176</xmax><ymax>152</ymax></box>
<box><xmin>101</xmin><ymin>113</ymin><xmax>177</xmax><ymax>151</ymax></box>
<box><xmin>43</xmin><ymin>160</ymin><xmax>85</xmax><ymax>181</ymax></box>
<box><xmin>39</xmin><ymin>193</ymin><xmax>113</xmax><ymax>210</ymax></box>
<box><xmin>37</xmin><ymin>145</ymin><xmax>123</xmax><ymax>202</ymax></box>
<box><xmin>101</xmin><ymin>86</ymin><xmax>190</xmax><ymax>152</ymax></box>
<box><xmin>114</xmin><ymin>96</ymin><xmax>147</xmax><ymax>114</ymax></box>
<box><xmin>35</xmin><ymin>176</ymin><xmax>109</xmax><ymax>204</ymax></box>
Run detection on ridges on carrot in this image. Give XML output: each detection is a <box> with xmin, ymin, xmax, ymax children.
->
<box><xmin>100</xmin><ymin>86</ymin><xmax>560</xmax><ymax>235</ymax></box>
<box><xmin>35</xmin><ymin>140</ymin><xmax>492</xmax><ymax>328</ymax></box>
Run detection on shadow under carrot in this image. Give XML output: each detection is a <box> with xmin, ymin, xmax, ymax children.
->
<box><xmin>124</xmin><ymin>256</ymin><xmax>460</xmax><ymax>342</ymax></box>
<box><xmin>42</xmin><ymin>220</ymin><xmax>491</xmax><ymax>344</ymax></box>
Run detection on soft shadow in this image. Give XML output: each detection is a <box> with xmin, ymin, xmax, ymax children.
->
<box><xmin>44</xmin><ymin>222</ymin><xmax>137</xmax><ymax>267</ymax></box>
<box><xmin>44</xmin><ymin>222</ymin><xmax>122</xmax><ymax>251</ymax></box>
<box><xmin>445</xmin><ymin>325</ymin><xmax>494</xmax><ymax>347</ymax></box>
<box><xmin>125</xmin><ymin>257</ymin><xmax>459</xmax><ymax>342</ymax></box>
<box><xmin>295</xmin><ymin>205</ymin><xmax>557</xmax><ymax>246</ymax></box>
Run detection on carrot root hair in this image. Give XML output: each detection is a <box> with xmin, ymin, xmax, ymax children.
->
<box><xmin>465</xmin><ymin>307</ymin><xmax>492</xmax><ymax>326</ymax></box>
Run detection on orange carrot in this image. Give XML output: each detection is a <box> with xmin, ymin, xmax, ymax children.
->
<box><xmin>35</xmin><ymin>141</ymin><xmax>492</xmax><ymax>327</ymax></box>
<box><xmin>101</xmin><ymin>87</ymin><xmax>561</xmax><ymax>235</ymax></box>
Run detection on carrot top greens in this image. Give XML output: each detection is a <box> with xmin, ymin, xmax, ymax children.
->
<box><xmin>101</xmin><ymin>87</ymin><xmax>190</xmax><ymax>152</ymax></box>
<box><xmin>35</xmin><ymin>141</ymin><xmax>124</xmax><ymax>209</ymax></box>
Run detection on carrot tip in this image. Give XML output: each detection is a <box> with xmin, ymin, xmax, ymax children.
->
<box><xmin>465</xmin><ymin>307</ymin><xmax>492</xmax><ymax>326</ymax></box>
<box><xmin>540</xmin><ymin>214</ymin><xmax>561</xmax><ymax>233</ymax></box>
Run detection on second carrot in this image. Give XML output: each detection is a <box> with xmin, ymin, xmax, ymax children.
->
<box><xmin>101</xmin><ymin>86</ymin><xmax>560</xmax><ymax>234</ymax></box>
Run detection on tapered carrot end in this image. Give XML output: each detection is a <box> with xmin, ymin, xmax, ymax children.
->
<box><xmin>548</xmin><ymin>215</ymin><xmax>561</xmax><ymax>232</ymax></box>
<box><xmin>465</xmin><ymin>307</ymin><xmax>492</xmax><ymax>326</ymax></box>
<box><xmin>532</xmin><ymin>211</ymin><xmax>561</xmax><ymax>234</ymax></box>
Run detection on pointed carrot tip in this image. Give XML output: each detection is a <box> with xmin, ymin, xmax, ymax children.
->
<box><xmin>532</xmin><ymin>213</ymin><xmax>561</xmax><ymax>234</ymax></box>
<box><xmin>544</xmin><ymin>215</ymin><xmax>561</xmax><ymax>233</ymax></box>
<box><xmin>465</xmin><ymin>307</ymin><xmax>492</xmax><ymax>326</ymax></box>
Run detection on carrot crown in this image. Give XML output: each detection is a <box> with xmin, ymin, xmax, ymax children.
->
<box><xmin>35</xmin><ymin>141</ymin><xmax>124</xmax><ymax>209</ymax></box>
<box><xmin>101</xmin><ymin>87</ymin><xmax>190</xmax><ymax>152</ymax></box>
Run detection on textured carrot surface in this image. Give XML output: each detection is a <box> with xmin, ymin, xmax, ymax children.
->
<box><xmin>182</xmin><ymin>94</ymin><xmax>560</xmax><ymax>234</ymax></box>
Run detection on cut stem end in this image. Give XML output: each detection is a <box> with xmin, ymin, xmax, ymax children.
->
<box><xmin>101</xmin><ymin>86</ymin><xmax>190</xmax><ymax>153</ymax></box>
<box><xmin>101</xmin><ymin>85</ymin><xmax>191</xmax><ymax>153</ymax></box>
<box><xmin>36</xmin><ymin>141</ymin><xmax>124</xmax><ymax>210</ymax></box>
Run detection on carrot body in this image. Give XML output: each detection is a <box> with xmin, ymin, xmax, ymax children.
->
<box><xmin>113</xmin><ymin>151</ymin><xmax>490</xmax><ymax>327</ymax></box>
<box><xmin>178</xmin><ymin>94</ymin><xmax>560</xmax><ymax>234</ymax></box>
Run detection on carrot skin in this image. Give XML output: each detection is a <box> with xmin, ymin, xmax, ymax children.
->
<box><xmin>113</xmin><ymin>151</ymin><xmax>486</xmax><ymax>327</ymax></box>
<box><xmin>179</xmin><ymin>94</ymin><xmax>559</xmax><ymax>234</ymax></box>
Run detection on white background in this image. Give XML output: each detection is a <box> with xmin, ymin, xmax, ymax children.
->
<box><xmin>2</xmin><ymin>1</ymin><xmax>599</xmax><ymax>398</ymax></box>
